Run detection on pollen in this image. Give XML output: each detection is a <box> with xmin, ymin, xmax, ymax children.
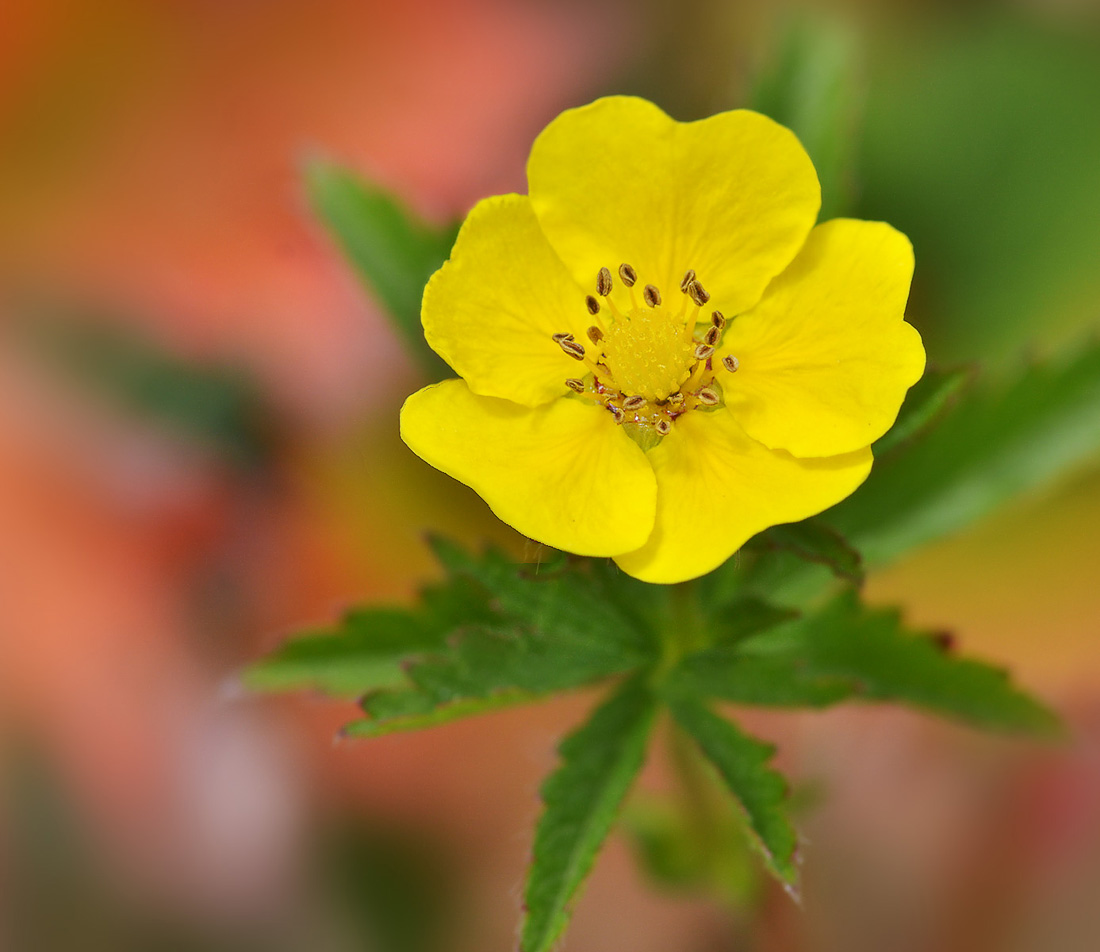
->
<box><xmin>603</xmin><ymin>308</ymin><xmax>693</xmax><ymax>403</ymax></box>
<box><xmin>553</xmin><ymin>266</ymin><xmax>737</xmax><ymax>446</ymax></box>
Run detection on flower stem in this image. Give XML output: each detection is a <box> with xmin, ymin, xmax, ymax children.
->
<box><xmin>658</xmin><ymin>579</ymin><xmax>707</xmax><ymax>675</ymax></box>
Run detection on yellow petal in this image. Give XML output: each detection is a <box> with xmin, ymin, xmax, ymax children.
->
<box><xmin>720</xmin><ymin>219</ymin><xmax>925</xmax><ymax>458</ymax></box>
<box><xmin>614</xmin><ymin>409</ymin><xmax>871</xmax><ymax>584</ymax></box>
<box><xmin>422</xmin><ymin>194</ymin><xmax>590</xmax><ymax>407</ymax></box>
<box><xmin>400</xmin><ymin>380</ymin><xmax>657</xmax><ymax>556</ymax></box>
<box><xmin>527</xmin><ymin>96</ymin><xmax>820</xmax><ymax>317</ymax></box>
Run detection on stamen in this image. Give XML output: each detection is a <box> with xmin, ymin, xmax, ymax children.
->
<box><xmin>584</xmin><ymin>355</ymin><xmax>607</xmax><ymax>378</ymax></box>
<box><xmin>559</xmin><ymin>338</ymin><xmax>586</xmax><ymax>360</ymax></box>
<box><xmin>683</xmin><ymin>360</ymin><xmax>707</xmax><ymax>393</ymax></box>
<box><xmin>687</xmin><ymin>280</ymin><xmax>710</xmax><ymax>306</ymax></box>
<box><xmin>601</xmin><ymin>295</ymin><xmax>627</xmax><ymax>322</ymax></box>
<box><xmin>682</xmin><ymin>313</ymin><xmax>699</xmax><ymax>343</ymax></box>
<box><xmin>558</xmin><ymin>263</ymin><xmax>736</xmax><ymax>444</ymax></box>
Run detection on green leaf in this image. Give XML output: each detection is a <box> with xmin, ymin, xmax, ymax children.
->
<box><xmin>340</xmin><ymin>541</ymin><xmax>661</xmax><ymax>735</ymax></box>
<box><xmin>250</xmin><ymin>539</ymin><xmax>661</xmax><ymax>723</ymax></box>
<box><xmin>305</xmin><ymin>159</ymin><xmax>458</xmax><ymax>376</ymax></box>
<box><xmin>685</xmin><ymin>591</ymin><xmax>1060</xmax><ymax>735</ymax></box>
<box><xmin>830</xmin><ymin>341</ymin><xmax>1100</xmax><ymax>567</ymax></box>
<box><xmin>665</xmin><ymin>696</ymin><xmax>800</xmax><ymax>889</ymax></box>
<box><xmin>352</xmin><ymin>616</ymin><xmax>648</xmax><ymax>737</ymax></box>
<box><xmin>749</xmin><ymin>11</ymin><xmax>863</xmax><ymax>219</ymax></box>
<box><xmin>748</xmin><ymin>518</ymin><xmax>863</xmax><ymax>583</ymax></box>
<box><xmin>521</xmin><ymin>679</ymin><xmax>658</xmax><ymax>952</ymax></box>
<box><xmin>700</xmin><ymin>531</ymin><xmax>850</xmax><ymax>615</ymax></box>
<box><xmin>244</xmin><ymin>612</ymin><xmax>434</xmax><ymax>697</ymax></box>
<box><xmin>244</xmin><ymin>571</ymin><xmax>494</xmax><ymax>696</ymax></box>
<box><xmin>667</xmin><ymin>650</ymin><xmax>850</xmax><ymax>709</ymax></box>
<box><xmin>346</xmin><ymin>687</ymin><xmax>534</xmax><ymax>739</ymax></box>
<box><xmin>429</xmin><ymin>537</ymin><xmax>662</xmax><ymax>662</ymax></box>
<box><xmin>873</xmin><ymin>366</ymin><xmax>970</xmax><ymax>456</ymax></box>
<box><xmin>709</xmin><ymin>598</ymin><xmax>801</xmax><ymax>649</ymax></box>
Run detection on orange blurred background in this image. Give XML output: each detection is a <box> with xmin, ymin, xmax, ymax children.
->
<box><xmin>2</xmin><ymin>1</ymin><xmax>1100</xmax><ymax>950</ymax></box>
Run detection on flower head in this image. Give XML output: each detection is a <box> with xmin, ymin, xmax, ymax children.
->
<box><xmin>400</xmin><ymin>97</ymin><xmax>925</xmax><ymax>584</ymax></box>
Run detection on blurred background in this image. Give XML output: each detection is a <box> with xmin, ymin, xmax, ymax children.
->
<box><xmin>2</xmin><ymin>0</ymin><xmax>1100</xmax><ymax>949</ymax></box>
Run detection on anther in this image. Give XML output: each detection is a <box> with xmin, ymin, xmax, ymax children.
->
<box><xmin>711</xmin><ymin>310</ymin><xmax>725</xmax><ymax>329</ymax></box>
<box><xmin>586</xmin><ymin>326</ymin><xmax>603</xmax><ymax>344</ymax></box>
<box><xmin>558</xmin><ymin>338</ymin><xmax>586</xmax><ymax>360</ymax></box>
<box><xmin>704</xmin><ymin>326</ymin><xmax>721</xmax><ymax>346</ymax></box>
<box><xmin>565</xmin><ymin>378</ymin><xmax>586</xmax><ymax>393</ymax></box>
<box><xmin>679</xmin><ymin>269</ymin><xmax>696</xmax><ymax>292</ymax></box>
<box><xmin>643</xmin><ymin>284</ymin><xmax>661</xmax><ymax>307</ymax></box>
<box><xmin>551</xmin><ymin>332</ymin><xmax>574</xmax><ymax>343</ymax></box>
<box><xmin>697</xmin><ymin>387</ymin><xmax>720</xmax><ymax>406</ymax></box>
<box><xmin>622</xmin><ymin>395</ymin><xmax>647</xmax><ymax>411</ymax></box>
<box><xmin>585</xmin><ymin>295</ymin><xmax>600</xmax><ymax>315</ymax></box>
<box><xmin>655</xmin><ymin>419</ymin><xmax>672</xmax><ymax>436</ymax></box>
<box><xmin>667</xmin><ymin>392</ymin><xmax>685</xmax><ymax>407</ymax></box>
<box><xmin>694</xmin><ymin>343</ymin><xmax>715</xmax><ymax>361</ymax></box>
<box><xmin>596</xmin><ymin>267</ymin><xmax>613</xmax><ymax>296</ymax></box>
<box><xmin>609</xmin><ymin>405</ymin><xmax>625</xmax><ymax>423</ymax></box>
<box><xmin>722</xmin><ymin>354</ymin><xmax>740</xmax><ymax>373</ymax></box>
<box><xmin>687</xmin><ymin>280</ymin><xmax>710</xmax><ymax>306</ymax></box>
<box><xmin>618</xmin><ymin>263</ymin><xmax>637</xmax><ymax>287</ymax></box>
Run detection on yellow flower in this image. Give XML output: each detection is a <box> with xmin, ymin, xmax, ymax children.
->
<box><xmin>400</xmin><ymin>97</ymin><xmax>925</xmax><ymax>584</ymax></box>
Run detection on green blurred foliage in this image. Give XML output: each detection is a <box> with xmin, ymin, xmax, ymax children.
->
<box><xmin>305</xmin><ymin>160</ymin><xmax>458</xmax><ymax>380</ymax></box>
<box><xmin>623</xmin><ymin>794</ymin><xmax>759</xmax><ymax>908</ymax></box>
<box><xmin>859</xmin><ymin>15</ymin><xmax>1100</xmax><ymax>364</ymax></box>
<box><xmin>750</xmin><ymin>12</ymin><xmax>863</xmax><ymax>220</ymax></box>
<box><xmin>830</xmin><ymin>341</ymin><xmax>1100</xmax><ymax>568</ymax></box>
<box><xmin>14</xmin><ymin>306</ymin><xmax>275</xmax><ymax>470</ymax></box>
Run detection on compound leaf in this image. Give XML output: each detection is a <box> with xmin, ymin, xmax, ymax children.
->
<box><xmin>521</xmin><ymin>678</ymin><xmax>658</xmax><ymax>952</ymax></box>
<box><xmin>666</xmin><ymin>696</ymin><xmax>800</xmax><ymax>889</ymax></box>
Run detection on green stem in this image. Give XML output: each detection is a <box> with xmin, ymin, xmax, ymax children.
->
<box><xmin>658</xmin><ymin>579</ymin><xmax>707</xmax><ymax>675</ymax></box>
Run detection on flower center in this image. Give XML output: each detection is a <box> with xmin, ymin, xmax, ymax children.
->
<box><xmin>552</xmin><ymin>265</ymin><xmax>740</xmax><ymax>448</ymax></box>
<box><xmin>602</xmin><ymin>307</ymin><xmax>692</xmax><ymax>403</ymax></box>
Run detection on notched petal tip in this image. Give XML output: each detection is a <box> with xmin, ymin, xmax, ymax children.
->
<box><xmin>526</xmin><ymin>98</ymin><xmax>821</xmax><ymax>317</ymax></box>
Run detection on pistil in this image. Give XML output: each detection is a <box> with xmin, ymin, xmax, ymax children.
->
<box><xmin>551</xmin><ymin>264</ymin><xmax>740</xmax><ymax>446</ymax></box>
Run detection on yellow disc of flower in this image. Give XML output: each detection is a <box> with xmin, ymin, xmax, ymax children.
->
<box><xmin>400</xmin><ymin>95</ymin><xmax>925</xmax><ymax>584</ymax></box>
